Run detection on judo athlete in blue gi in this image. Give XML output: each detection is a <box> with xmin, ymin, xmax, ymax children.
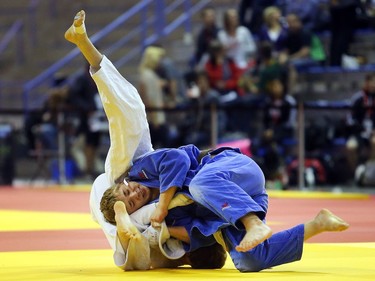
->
<box><xmin>66</xmin><ymin>10</ymin><xmax>350</xmax><ymax>272</ymax></box>
<box><xmin>123</xmin><ymin>144</ymin><xmax>272</xmax><ymax>251</ymax></box>
<box><xmin>119</xmin><ymin>143</ymin><xmax>350</xmax><ymax>272</ymax></box>
<box><xmin>109</xmin><ymin>145</ymin><xmax>292</xmax><ymax>272</ymax></box>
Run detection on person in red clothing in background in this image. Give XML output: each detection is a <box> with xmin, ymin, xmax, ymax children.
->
<box><xmin>203</xmin><ymin>40</ymin><xmax>244</xmax><ymax>133</ymax></box>
<box><xmin>204</xmin><ymin>40</ymin><xmax>243</xmax><ymax>96</ymax></box>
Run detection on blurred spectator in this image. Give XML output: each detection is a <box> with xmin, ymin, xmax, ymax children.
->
<box><xmin>363</xmin><ymin>0</ymin><xmax>375</xmax><ymax>16</ymax></box>
<box><xmin>329</xmin><ymin>0</ymin><xmax>360</xmax><ymax>66</ymax></box>
<box><xmin>360</xmin><ymin>0</ymin><xmax>375</xmax><ymax>28</ymax></box>
<box><xmin>138</xmin><ymin>45</ymin><xmax>174</xmax><ymax>148</ymax></box>
<box><xmin>281</xmin><ymin>13</ymin><xmax>318</xmax><ymax>71</ymax></box>
<box><xmin>204</xmin><ymin>40</ymin><xmax>249</xmax><ymax>134</ymax></box>
<box><xmin>355</xmin><ymin>133</ymin><xmax>375</xmax><ymax>186</ymax></box>
<box><xmin>155</xmin><ymin>47</ymin><xmax>188</xmax><ymax>146</ymax></box>
<box><xmin>24</xmin><ymin>73</ymin><xmax>69</xmax><ymax>151</ymax></box>
<box><xmin>67</xmin><ymin>62</ymin><xmax>103</xmax><ymax>179</ymax></box>
<box><xmin>258</xmin><ymin>6</ymin><xmax>288</xmax><ymax>54</ymax></box>
<box><xmin>218</xmin><ymin>8</ymin><xmax>257</xmax><ymax>71</ymax></box>
<box><xmin>237</xmin><ymin>42</ymin><xmax>294</xmax><ymax>138</ymax></box>
<box><xmin>254</xmin><ymin>77</ymin><xmax>296</xmax><ymax>188</ymax></box>
<box><xmin>181</xmin><ymin>70</ymin><xmax>226</xmax><ymax>147</ymax></box>
<box><xmin>240</xmin><ymin>42</ymin><xmax>291</xmax><ymax>96</ymax></box>
<box><xmin>238</xmin><ymin>0</ymin><xmax>277</xmax><ymax>35</ymax></box>
<box><xmin>263</xmin><ymin>78</ymin><xmax>296</xmax><ymax>144</ymax></box>
<box><xmin>154</xmin><ymin>49</ymin><xmax>185</xmax><ymax>107</ymax></box>
<box><xmin>204</xmin><ymin>40</ymin><xmax>243</xmax><ymax>95</ymax></box>
<box><xmin>0</xmin><ymin>123</ymin><xmax>15</xmax><ymax>185</ymax></box>
<box><xmin>346</xmin><ymin>74</ymin><xmax>375</xmax><ymax>184</ymax></box>
<box><xmin>192</xmin><ymin>6</ymin><xmax>220</xmax><ymax>68</ymax></box>
<box><xmin>277</xmin><ymin>0</ymin><xmax>330</xmax><ymax>32</ymax></box>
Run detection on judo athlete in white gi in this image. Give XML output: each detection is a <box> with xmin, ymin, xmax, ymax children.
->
<box><xmin>65</xmin><ymin>10</ymin><xmax>350</xmax><ymax>272</ymax></box>
<box><xmin>65</xmin><ymin>10</ymin><xmax>227</xmax><ymax>271</ymax></box>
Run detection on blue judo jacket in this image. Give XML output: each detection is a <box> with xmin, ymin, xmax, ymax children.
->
<box><xmin>127</xmin><ymin>144</ymin><xmax>241</xmax><ymax>193</ymax></box>
<box><xmin>127</xmin><ymin>145</ymin><xmax>243</xmax><ymax>252</ymax></box>
<box><xmin>127</xmin><ymin>144</ymin><xmax>202</xmax><ymax>193</ymax></box>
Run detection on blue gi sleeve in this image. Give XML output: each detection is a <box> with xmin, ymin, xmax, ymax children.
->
<box><xmin>178</xmin><ymin>144</ymin><xmax>201</xmax><ymax>169</ymax></box>
<box><xmin>157</xmin><ymin>149</ymin><xmax>191</xmax><ymax>193</ymax></box>
<box><xmin>128</xmin><ymin>149</ymin><xmax>191</xmax><ymax>193</ymax></box>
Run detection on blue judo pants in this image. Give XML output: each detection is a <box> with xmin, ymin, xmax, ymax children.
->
<box><xmin>189</xmin><ymin>150</ymin><xmax>304</xmax><ymax>272</ymax></box>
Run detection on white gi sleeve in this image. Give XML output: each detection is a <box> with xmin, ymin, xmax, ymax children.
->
<box><xmin>90</xmin><ymin>56</ymin><xmax>153</xmax><ymax>184</ymax></box>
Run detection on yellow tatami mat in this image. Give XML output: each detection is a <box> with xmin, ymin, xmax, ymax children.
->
<box><xmin>1</xmin><ymin>187</ymin><xmax>374</xmax><ymax>280</ymax></box>
<box><xmin>267</xmin><ymin>189</ymin><xmax>370</xmax><ymax>199</ymax></box>
<box><xmin>0</xmin><ymin>210</ymin><xmax>99</xmax><ymax>231</ymax></box>
<box><xmin>0</xmin><ymin>243</ymin><xmax>374</xmax><ymax>281</ymax></box>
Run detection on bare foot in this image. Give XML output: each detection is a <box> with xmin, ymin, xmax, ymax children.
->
<box><xmin>64</xmin><ymin>10</ymin><xmax>87</xmax><ymax>44</ymax></box>
<box><xmin>114</xmin><ymin>201</ymin><xmax>141</xmax><ymax>241</ymax></box>
<box><xmin>235</xmin><ymin>217</ymin><xmax>272</xmax><ymax>252</ymax></box>
<box><xmin>314</xmin><ymin>209</ymin><xmax>349</xmax><ymax>232</ymax></box>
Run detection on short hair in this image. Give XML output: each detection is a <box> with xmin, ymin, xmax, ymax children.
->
<box><xmin>365</xmin><ymin>73</ymin><xmax>375</xmax><ymax>82</ymax></box>
<box><xmin>263</xmin><ymin>6</ymin><xmax>281</xmax><ymax>25</ymax></box>
<box><xmin>208</xmin><ymin>40</ymin><xmax>223</xmax><ymax>55</ymax></box>
<box><xmin>223</xmin><ymin>9</ymin><xmax>237</xmax><ymax>31</ymax></box>
<box><xmin>100</xmin><ymin>184</ymin><xmax>119</xmax><ymax>225</ymax></box>
<box><xmin>187</xmin><ymin>243</ymin><xmax>227</xmax><ymax>269</ymax></box>
<box><xmin>139</xmin><ymin>46</ymin><xmax>165</xmax><ymax>71</ymax></box>
<box><xmin>258</xmin><ymin>41</ymin><xmax>273</xmax><ymax>61</ymax></box>
<box><xmin>201</xmin><ymin>6</ymin><xmax>215</xmax><ymax>18</ymax></box>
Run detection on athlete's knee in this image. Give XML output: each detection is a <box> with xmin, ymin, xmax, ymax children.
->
<box><xmin>188</xmin><ymin>179</ymin><xmax>205</xmax><ymax>202</ymax></box>
<box><xmin>234</xmin><ymin>258</ymin><xmax>265</xmax><ymax>272</ymax></box>
<box><xmin>229</xmin><ymin>248</ymin><xmax>267</xmax><ymax>272</ymax></box>
<box><xmin>189</xmin><ymin>172</ymin><xmax>218</xmax><ymax>194</ymax></box>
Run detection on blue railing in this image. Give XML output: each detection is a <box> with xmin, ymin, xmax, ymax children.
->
<box><xmin>0</xmin><ymin>20</ymin><xmax>24</xmax><ymax>65</ymax></box>
<box><xmin>22</xmin><ymin>0</ymin><xmax>210</xmax><ymax>111</ymax></box>
<box><xmin>116</xmin><ymin>0</ymin><xmax>209</xmax><ymax>68</ymax></box>
<box><xmin>0</xmin><ymin>0</ymin><xmax>39</xmax><ymax>49</ymax></box>
<box><xmin>23</xmin><ymin>0</ymin><xmax>153</xmax><ymax>110</ymax></box>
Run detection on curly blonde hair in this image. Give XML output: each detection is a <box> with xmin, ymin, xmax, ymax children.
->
<box><xmin>100</xmin><ymin>184</ymin><xmax>120</xmax><ymax>225</ymax></box>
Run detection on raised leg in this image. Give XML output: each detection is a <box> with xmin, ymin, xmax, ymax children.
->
<box><xmin>64</xmin><ymin>10</ymin><xmax>102</xmax><ymax>70</ymax></box>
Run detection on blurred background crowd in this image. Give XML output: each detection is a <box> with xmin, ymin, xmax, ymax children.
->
<box><xmin>1</xmin><ymin>0</ymin><xmax>375</xmax><ymax>190</ymax></box>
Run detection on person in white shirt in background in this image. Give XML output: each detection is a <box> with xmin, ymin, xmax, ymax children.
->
<box><xmin>218</xmin><ymin>8</ymin><xmax>257</xmax><ymax>71</ymax></box>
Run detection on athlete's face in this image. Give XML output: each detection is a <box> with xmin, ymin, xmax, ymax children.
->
<box><xmin>113</xmin><ymin>181</ymin><xmax>153</xmax><ymax>214</ymax></box>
